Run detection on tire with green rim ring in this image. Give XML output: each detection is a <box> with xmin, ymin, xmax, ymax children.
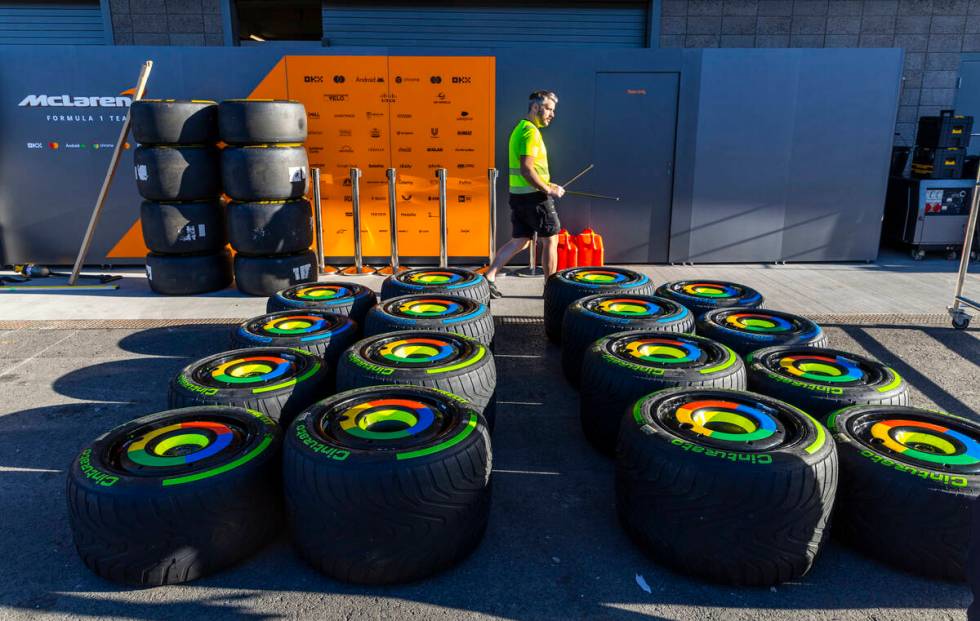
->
<box><xmin>283</xmin><ymin>384</ymin><xmax>491</xmax><ymax>584</ymax></box>
<box><xmin>364</xmin><ymin>294</ymin><xmax>494</xmax><ymax>347</ymax></box>
<box><xmin>267</xmin><ymin>281</ymin><xmax>377</xmax><ymax>326</ymax></box>
<box><xmin>827</xmin><ymin>404</ymin><xmax>980</xmax><ymax>581</ymax></box>
<box><xmin>655</xmin><ymin>280</ymin><xmax>764</xmax><ymax>318</ymax></box>
<box><xmin>336</xmin><ymin>331</ymin><xmax>496</xmax><ymax>431</ymax></box>
<box><xmin>168</xmin><ymin>347</ymin><xmax>328</xmax><ymax>426</ymax></box>
<box><xmin>66</xmin><ymin>406</ymin><xmax>281</xmax><ymax>586</ymax></box>
<box><xmin>697</xmin><ymin>308</ymin><xmax>827</xmax><ymax>357</ymax></box>
<box><xmin>617</xmin><ymin>388</ymin><xmax>837</xmax><ymax>586</ymax></box>
<box><xmin>562</xmin><ymin>294</ymin><xmax>694</xmax><ymax>386</ymax></box>
<box><xmin>380</xmin><ymin>267</ymin><xmax>490</xmax><ymax>305</ymax></box>
<box><xmin>543</xmin><ymin>267</ymin><xmax>655</xmax><ymax>345</ymax></box>
<box><xmin>746</xmin><ymin>346</ymin><xmax>910</xmax><ymax>419</ymax></box>
<box><xmin>580</xmin><ymin>331</ymin><xmax>745</xmax><ymax>454</ymax></box>
<box><xmin>232</xmin><ymin>310</ymin><xmax>357</xmax><ymax>386</ymax></box>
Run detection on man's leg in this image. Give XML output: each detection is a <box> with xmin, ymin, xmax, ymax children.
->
<box><xmin>485</xmin><ymin>237</ymin><xmax>531</xmax><ymax>282</ymax></box>
<box><xmin>540</xmin><ymin>234</ymin><xmax>559</xmax><ymax>279</ymax></box>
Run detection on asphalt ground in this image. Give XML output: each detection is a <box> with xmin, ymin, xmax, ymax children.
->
<box><xmin>0</xmin><ymin>315</ymin><xmax>978</xmax><ymax>621</ymax></box>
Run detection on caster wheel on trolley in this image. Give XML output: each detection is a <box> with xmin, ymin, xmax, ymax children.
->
<box><xmin>953</xmin><ymin>315</ymin><xmax>971</xmax><ymax>330</ymax></box>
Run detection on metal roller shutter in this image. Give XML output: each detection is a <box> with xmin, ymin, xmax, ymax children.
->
<box><xmin>323</xmin><ymin>1</ymin><xmax>649</xmax><ymax>48</ymax></box>
<box><xmin>0</xmin><ymin>1</ymin><xmax>107</xmax><ymax>45</ymax></box>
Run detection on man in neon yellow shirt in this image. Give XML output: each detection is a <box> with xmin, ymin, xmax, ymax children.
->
<box><xmin>483</xmin><ymin>90</ymin><xmax>565</xmax><ymax>298</ymax></box>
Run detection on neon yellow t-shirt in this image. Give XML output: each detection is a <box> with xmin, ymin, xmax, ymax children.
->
<box><xmin>509</xmin><ymin>119</ymin><xmax>549</xmax><ymax>194</ymax></box>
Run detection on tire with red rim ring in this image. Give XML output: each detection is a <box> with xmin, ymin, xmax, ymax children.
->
<box><xmin>380</xmin><ymin>267</ymin><xmax>490</xmax><ymax>305</ymax></box>
<box><xmin>336</xmin><ymin>331</ymin><xmax>496</xmax><ymax>431</ymax></box>
<box><xmin>580</xmin><ymin>331</ymin><xmax>745</xmax><ymax>454</ymax></box>
<box><xmin>66</xmin><ymin>406</ymin><xmax>280</xmax><ymax>586</ymax></box>
<box><xmin>617</xmin><ymin>387</ymin><xmax>837</xmax><ymax>586</ymax></box>
<box><xmin>827</xmin><ymin>405</ymin><xmax>980</xmax><ymax>581</ymax></box>
<box><xmin>746</xmin><ymin>346</ymin><xmax>910</xmax><ymax>419</ymax></box>
<box><xmin>232</xmin><ymin>310</ymin><xmax>357</xmax><ymax>385</ymax></box>
<box><xmin>543</xmin><ymin>267</ymin><xmax>655</xmax><ymax>345</ymax></box>
<box><xmin>267</xmin><ymin>281</ymin><xmax>377</xmax><ymax>325</ymax></box>
<box><xmin>283</xmin><ymin>385</ymin><xmax>491</xmax><ymax>584</ymax></box>
<box><xmin>561</xmin><ymin>294</ymin><xmax>694</xmax><ymax>386</ymax></box>
<box><xmin>697</xmin><ymin>307</ymin><xmax>827</xmax><ymax>357</ymax></box>
<box><xmin>364</xmin><ymin>294</ymin><xmax>494</xmax><ymax>347</ymax></box>
<box><xmin>655</xmin><ymin>280</ymin><xmax>764</xmax><ymax>318</ymax></box>
<box><xmin>168</xmin><ymin>347</ymin><xmax>328</xmax><ymax>426</ymax></box>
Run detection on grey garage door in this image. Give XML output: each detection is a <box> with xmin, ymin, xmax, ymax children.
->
<box><xmin>0</xmin><ymin>0</ymin><xmax>107</xmax><ymax>45</ymax></box>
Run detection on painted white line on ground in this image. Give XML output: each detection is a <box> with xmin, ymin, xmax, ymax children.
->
<box><xmin>0</xmin><ymin>466</ymin><xmax>62</xmax><ymax>473</ymax></box>
<box><xmin>497</xmin><ymin>401</ymin><xmax>544</xmax><ymax>406</ymax></box>
<box><xmin>493</xmin><ymin>469</ymin><xmax>561</xmax><ymax>476</ymax></box>
<box><xmin>0</xmin><ymin>330</ymin><xmax>77</xmax><ymax>379</ymax></box>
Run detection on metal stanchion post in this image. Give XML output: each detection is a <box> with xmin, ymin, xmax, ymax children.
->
<box><xmin>341</xmin><ymin>167</ymin><xmax>376</xmax><ymax>276</ymax></box>
<box><xmin>476</xmin><ymin>168</ymin><xmax>498</xmax><ymax>274</ymax></box>
<box><xmin>310</xmin><ymin>168</ymin><xmax>337</xmax><ymax>275</ymax></box>
<box><xmin>515</xmin><ymin>231</ymin><xmax>543</xmax><ymax>277</ymax></box>
<box><xmin>437</xmin><ymin>168</ymin><xmax>449</xmax><ymax>268</ymax></box>
<box><xmin>377</xmin><ymin>168</ymin><xmax>406</xmax><ymax>276</ymax></box>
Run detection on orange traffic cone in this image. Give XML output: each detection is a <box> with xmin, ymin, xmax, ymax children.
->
<box><xmin>575</xmin><ymin>228</ymin><xmax>604</xmax><ymax>266</ymax></box>
<box><xmin>557</xmin><ymin>229</ymin><xmax>579</xmax><ymax>270</ymax></box>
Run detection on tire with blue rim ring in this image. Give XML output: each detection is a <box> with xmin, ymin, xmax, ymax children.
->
<box><xmin>655</xmin><ymin>280</ymin><xmax>764</xmax><ymax>318</ymax></box>
<box><xmin>66</xmin><ymin>406</ymin><xmax>281</xmax><ymax>586</ymax></box>
<box><xmin>746</xmin><ymin>346</ymin><xmax>909</xmax><ymax>419</ymax></box>
<box><xmin>232</xmin><ymin>310</ymin><xmax>357</xmax><ymax>388</ymax></box>
<box><xmin>543</xmin><ymin>267</ymin><xmax>655</xmax><ymax>345</ymax></box>
<box><xmin>336</xmin><ymin>331</ymin><xmax>496</xmax><ymax>431</ymax></box>
<box><xmin>616</xmin><ymin>388</ymin><xmax>837</xmax><ymax>586</ymax></box>
<box><xmin>696</xmin><ymin>307</ymin><xmax>827</xmax><ymax>357</ymax></box>
<box><xmin>364</xmin><ymin>294</ymin><xmax>494</xmax><ymax>347</ymax></box>
<box><xmin>283</xmin><ymin>384</ymin><xmax>491</xmax><ymax>584</ymax></box>
<box><xmin>561</xmin><ymin>294</ymin><xmax>694</xmax><ymax>386</ymax></box>
<box><xmin>267</xmin><ymin>281</ymin><xmax>377</xmax><ymax>326</ymax></box>
<box><xmin>580</xmin><ymin>331</ymin><xmax>745</xmax><ymax>454</ymax></box>
<box><xmin>827</xmin><ymin>405</ymin><xmax>980</xmax><ymax>581</ymax></box>
<box><xmin>380</xmin><ymin>267</ymin><xmax>490</xmax><ymax>305</ymax></box>
<box><xmin>168</xmin><ymin>347</ymin><xmax>329</xmax><ymax>426</ymax></box>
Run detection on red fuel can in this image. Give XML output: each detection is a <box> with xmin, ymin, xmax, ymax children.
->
<box><xmin>575</xmin><ymin>228</ymin><xmax>604</xmax><ymax>266</ymax></box>
<box><xmin>556</xmin><ymin>229</ymin><xmax>579</xmax><ymax>270</ymax></box>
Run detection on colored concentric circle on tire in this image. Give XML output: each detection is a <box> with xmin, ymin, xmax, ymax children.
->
<box><xmin>606</xmin><ymin>333</ymin><xmax>737</xmax><ymax>375</ymax></box>
<box><xmin>407</xmin><ymin>271</ymin><xmax>464</xmax><ymax>286</ymax></box>
<box><xmin>384</xmin><ymin>296</ymin><xmax>486</xmax><ymax>325</ymax></box>
<box><xmin>583</xmin><ymin>295</ymin><xmax>689</xmax><ymax>323</ymax></box>
<box><xmin>362</xmin><ymin>333</ymin><xmax>483</xmax><ymax>373</ymax></box>
<box><xmin>289</xmin><ymin>284</ymin><xmax>352</xmax><ymax>303</ymax></box>
<box><xmin>663</xmin><ymin>280</ymin><xmax>761</xmax><ymax>303</ymax></box>
<box><xmin>191</xmin><ymin>349</ymin><xmax>320</xmax><ymax>394</ymax></box>
<box><xmin>240</xmin><ymin>311</ymin><xmax>352</xmax><ymax>343</ymax></box>
<box><xmin>561</xmin><ymin>267</ymin><xmax>648</xmax><ymax>288</ymax></box>
<box><xmin>723</xmin><ymin>311</ymin><xmax>795</xmax><ymax>333</ymax></box>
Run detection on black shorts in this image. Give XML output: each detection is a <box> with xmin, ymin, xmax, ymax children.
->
<box><xmin>509</xmin><ymin>192</ymin><xmax>561</xmax><ymax>239</ymax></box>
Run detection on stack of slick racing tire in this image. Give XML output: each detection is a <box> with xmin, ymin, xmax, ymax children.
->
<box><xmin>219</xmin><ymin>100</ymin><xmax>316</xmax><ymax>296</ymax></box>
<box><xmin>132</xmin><ymin>100</ymin><xmax>231</xmax><ymax>295</ymax></box>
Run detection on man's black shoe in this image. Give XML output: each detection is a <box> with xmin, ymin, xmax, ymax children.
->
<box><xmin>487</xmin><ymin>280</ymin><xmax>503</xmax><ymax>299</ymax></box>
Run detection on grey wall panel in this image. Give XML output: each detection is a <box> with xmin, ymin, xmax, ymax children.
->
<box><xmin>955</xmin><ymin>56</ymin><xmax>980</xmax><ymax>157</ymax></box>
<box><xmin>322</xmin><ymin>2</ymin><xmax>647</xmax><ymax>49</ymax></box>
<box><xmin>782</xmin><ymin>49</ymin><xmax>901</xmax><ymax>262</ymax></box>
<box><xmin>0</xmin><ymin>2</ymin><xmax>105</xmax><ymax>45</ymax></box>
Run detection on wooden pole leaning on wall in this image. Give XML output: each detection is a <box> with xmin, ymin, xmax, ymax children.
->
<box><xmin>68</xmin><ymin>60</ymin><xmax>153</xmax><ymax>286</ymax></box>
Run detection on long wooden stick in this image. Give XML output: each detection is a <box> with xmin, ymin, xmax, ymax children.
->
<box><xmin>68</xmin><ymin>60</ymin><xmax>153</xmax><ymax>286</ymax></box>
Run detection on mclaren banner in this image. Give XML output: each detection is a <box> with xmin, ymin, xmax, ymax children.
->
<box><xmin>0</xmin><ymin>46</ymin><xmax>494</xmax><ymax>265</ymax></box>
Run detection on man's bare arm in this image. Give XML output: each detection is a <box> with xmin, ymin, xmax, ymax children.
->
<box><xmin>520</xmin><ymin>155</ymin><xmax>564</xmax><ymax>198</ymax></box>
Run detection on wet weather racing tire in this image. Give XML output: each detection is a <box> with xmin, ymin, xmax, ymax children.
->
<box><xmin>218</xmin><ymin>100</ymin><xmax>308</xmax><ymax>145</ymax></box>
<box><xmin>234</xmin><ymin>250</ymin><xmax>317</xmax><ymax>297</ymax></box>
<box><xmin>336</xmin><ymin>331</ymin><xmax>497</xmax><ymax>431</ymax></box>
<box><xmin>145</xmin><ymin>249</ymin><xmax>232</xmax><ymax>295</ymax></box>
<box><xmin>655</xmin><ymin>280</ymin><xmax>764</xmax><ymax>318</ymax></box>
<box><xmin>283</xmin><ymin>385</ymin><xmax>491</xmax><ymax>584</ymax></box>
<box><xmin>697</xmin><ymin>308</ymin><xmax>827</xmax><ymax>357</ymax></box>
<box><xmin>131</xmin><ymin>99</ymin><xmax>218</xmax><ymax>145</ymax></box>
<box><xmin>66</xmin><ymin>406</ymin><xmax>281</xmax><ymax>586</ymax></box>
<box><xmin>562</xmin><ymin>294</ymin><xmax>694</xmax><ymax>386</ymax></box>
<box><xmin>134</xmin><ymin>145</ymin><xmax>221</xmax><ymax>201</ymax></box>
<box><xmin>140</xmin><ymin>200</ymin><xmax>226</xmax><ymax>254</ymax></box>
<box><xmin>616</xmin><ymin>388</ymin><xmax>837</xmax><ymax>586</ymax></box>
<box><xmin>267</xmin><ymin>281</ymin><xmax>377</xmax><ymax>325</ymax></box>
<box><xmin>168</xmin><ymin>347</ymin><xmax>328</xmax><ymax>426</ymax></box>
<box><xmin>381</xmin><ymin>267</ymin><xmax>490</xmax><ymax>305</ymax></box>
<box><xmin>746</xmin><ymin>346</ymin><xmax>910</xmax><ymax>419</ymax></box>
<box><xmin>227</xmin><ymin>199</ymin><xmax>313</xmax><ymax>255</ymax></box>
<box><xmin>543</xmin><ymin>267</ymin><xmax>655</xmax><ymax>345</ymax></box>
<box><xmin>221</xmin><ymin>145</ymin><xmax>308</xmax><ymax>202</ymax></box>
<box><xmin>364</xmin><ymin>294</ymin><xmax>494</xmax><ymax>347</ymax></box>
<box><xmin>580</xmin><ymin>331</ymin><xmax>745</xmax><ymax>454</ymax></box>
<box><xmin>828</xmin><ymin>405</ymin><xmax>980</xmax><ymax>580</ymax></box>
<box><xmin>232</xmin><ymin>310</ymin><xmax>357</xmax><ymax>382</ymax></box>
